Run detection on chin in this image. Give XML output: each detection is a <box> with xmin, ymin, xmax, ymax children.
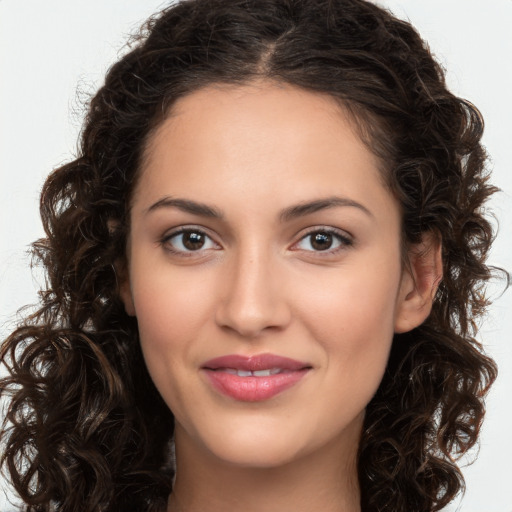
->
<box><xmin>210</xmin><ymin>436</ymin><xmax>305</xmax><ymax>469</ymax></box>
<box><xmin>177</xmin><ymin>413</ymin><xmax>309</xmax><ymax>469</ymax></box>
<box><xmin>190</xmin><ymin>413</ymin><xmax>343</xmax><ymax>470</ymax></box>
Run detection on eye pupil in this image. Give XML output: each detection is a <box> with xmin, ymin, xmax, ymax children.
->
<box><xmin>311</xmin><ymin>232</ymin><xmax>333</xmax><ymax>250</ymax></box>
<box><xmin>183</xmin><ymin>231</ymin><xmax>205</xmax><ymax>250</ymax></box>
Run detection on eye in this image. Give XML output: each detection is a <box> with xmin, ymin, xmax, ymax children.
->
<box><xmin>162</xmin><ymin>228</ymin><xmax>219</xmax><ymax>254</ymax></box>
<box><xmin>294</xmin><ymin>229</ymin><xmax>352</xmax><ymax>252</ymax></box>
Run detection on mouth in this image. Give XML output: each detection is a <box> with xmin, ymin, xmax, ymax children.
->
<box><xmin>201</xmin><ymin>353</ymin><xmax>312</xmax><ymax>402</ymax></box>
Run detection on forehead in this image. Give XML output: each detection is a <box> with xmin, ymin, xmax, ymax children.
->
<box><xmin>144</xmin><ymin>81</ymin><xmax>357</xmax><ymax>163</ymax></box>
<box><xmin>133</xmin><ymin>82</ymin><xmax>394</xmax><ymax>221</ymax></box>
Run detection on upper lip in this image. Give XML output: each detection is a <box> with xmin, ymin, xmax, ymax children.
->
<box><xmin>202</xmin><ymin>353</ymin><xmax>311</xmax><ymax>371</ymax></box>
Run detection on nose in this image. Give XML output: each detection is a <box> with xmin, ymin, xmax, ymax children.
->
<box><xmin>214</xmin><ymin>247</ymin><xmax>291</xmax><ymax>339</ymax></box>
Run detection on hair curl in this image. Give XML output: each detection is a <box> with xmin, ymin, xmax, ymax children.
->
<box><xmin>1</xmin><ymin>1</ymin><xmax>501</xmax><ymax>511</ymax></box>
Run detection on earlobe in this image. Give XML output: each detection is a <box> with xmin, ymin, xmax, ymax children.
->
<box><xmin>394</xmin><ymin>232</ymin><xmax>443</xmax><ymax>334</ymax></box>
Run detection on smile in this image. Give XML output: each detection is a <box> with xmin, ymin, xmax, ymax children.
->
<box><xmin>201</xmin><ymin>354</ymin><xmax>311</xmax><ymax>402</ymax></box>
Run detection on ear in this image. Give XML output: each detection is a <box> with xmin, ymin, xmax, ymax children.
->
<box><xmin>116</xmin><ymin>260</ymin><xmax>136</xmax><ymax>317</ymax></box>
<box><xmin>108</xmin><ymin>219</ymin><xmax>136</xmax><ymax>317</ymax></box>
<box><xmin>394</xmin><ymin>231</ymin><xmax>443</xmax><ymax>334</ymax></box>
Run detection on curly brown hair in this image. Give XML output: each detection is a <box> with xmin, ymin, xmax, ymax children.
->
<box><xmin>0</xmin><ymin>0</ymin><xmax>501</xmax><ymax>511</ymax></box>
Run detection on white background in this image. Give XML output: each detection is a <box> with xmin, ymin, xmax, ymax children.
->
<box><xmin>1</xmin><ymin>1</ymin><xmax>511</xmax><ymax>511</ymax></box>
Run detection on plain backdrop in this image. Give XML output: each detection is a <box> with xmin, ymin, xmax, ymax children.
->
<box><xmin>1</xmin><ymin>1</ymin><xmax>511</xmax><ymax>511</ymax></box>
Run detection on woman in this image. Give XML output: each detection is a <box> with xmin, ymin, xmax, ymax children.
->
<box><xmin>0</xmin><ymin>0</ymin><xmax>505</xmax><ymax>511</ymax></box>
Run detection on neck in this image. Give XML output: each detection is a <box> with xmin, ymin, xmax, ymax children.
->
<box><xmin>167</xmin><ymin>426</ymin><xmax>361</xmax><ymax>512</ymax></box>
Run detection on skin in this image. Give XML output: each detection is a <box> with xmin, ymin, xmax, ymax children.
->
<box><xmin>121</xmin><ymin>81</ymin><xmax>441</xmax><ymax>512</ymax></box>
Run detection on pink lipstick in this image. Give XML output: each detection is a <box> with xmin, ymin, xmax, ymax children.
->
<box><xmin>201</xmin><ymin>353</ymin><xmax>311</xmax><ymax>402</ymax></box>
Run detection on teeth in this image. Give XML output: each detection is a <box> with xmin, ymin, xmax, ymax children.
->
<box><xmin>219</xmin><ymin>368</ymin><xmax>282</xmax><ymax>377</ymax></box>
<box><xmin>253</xmin><ymin>368</ymin><xmax>281</xmax><ymax>377</ymax></box>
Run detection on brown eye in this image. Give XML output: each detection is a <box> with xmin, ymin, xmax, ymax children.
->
<box><xmin>164</xmin><ymin>229</ymin><xmax>218</xmax><ymax>253</ymax></box>
<box><xmin>294</xmin><ymin>229</ymin><xmax>353</xmax><ymax>253</ymax></box>
<box><xmin>182</xmin><ymin>231</ymin><xmax>206</xmax><ymax>250</ymax></box>
<box><xmin>310</xmin><ymin>232</ymin><xmax>333</xmax><ymax>251</ymax></box>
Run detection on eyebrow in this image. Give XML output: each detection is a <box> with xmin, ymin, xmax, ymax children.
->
<box><xmin>145</xmin><ymin>197</ymin><xmax>224</xmax><ymax>218</ymax></box>
<box><xmin>145</xmin><ymin>195</ymin><xmax>372</xmax><ymax>221</ymax></box>
<box><xmin>279</xmin><ymin>196</ymin><xmax>373</xmax><ymax>222</ymax></box>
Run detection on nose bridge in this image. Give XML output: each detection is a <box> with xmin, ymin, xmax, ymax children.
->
<box><xmin>215</xmin><ymin>240</ymin><xmax>289</xmax><ymax>337</ymax></box>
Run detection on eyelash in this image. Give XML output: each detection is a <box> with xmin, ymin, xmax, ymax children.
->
<box><xmin>160</xmin><ymin>226</ymin><xmax>353</xmax><ymax>257</ymax></box>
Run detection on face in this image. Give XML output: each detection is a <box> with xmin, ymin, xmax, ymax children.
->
<box><xmin>122</xmin><ymin>82</ymin><xmax>421</xmax><ymax>469</ymax></box>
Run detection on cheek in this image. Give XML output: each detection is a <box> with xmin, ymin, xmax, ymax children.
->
<box><xmin>296</xmin><ymin>258</ymin><xmax>401</xmax><ymax>339</ymax></box>
<box><xmin>131</xmin><ymin>265</ymin><xmax>212</xmax><ymax>347</ymax></box>
<box><xmin>294</xmin><ymin>257</ymin><xmax>401</xmax><ymax>383</ymax></box>
<box><xmin>128</xmin><ymin>266</ymin><xmax>217</xmax><ymax>410</ymax></box>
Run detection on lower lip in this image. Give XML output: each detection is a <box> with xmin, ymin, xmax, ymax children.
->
<box><xmin>203</xmin><ymin>369</ymin><xmax>309</xmax><ymax>402</ymax></box>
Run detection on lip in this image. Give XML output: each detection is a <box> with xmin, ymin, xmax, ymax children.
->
<box><xmin>201</xmin><ymin>353</ymin><xmax>311</xmax><ymax>402</ymax></box>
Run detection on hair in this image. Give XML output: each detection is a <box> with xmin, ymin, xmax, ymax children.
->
<box><xmin>0</xmin><ymin>0</ymin><xmax>502</xmax><ymax>511</ymax></box>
